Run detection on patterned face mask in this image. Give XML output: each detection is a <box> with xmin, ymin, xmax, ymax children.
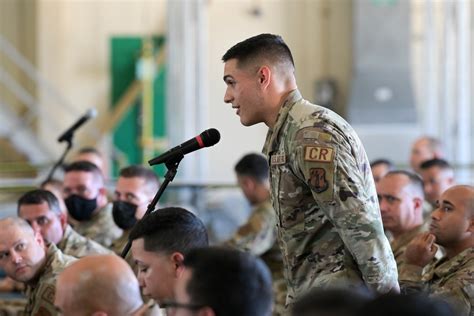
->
<box><xmin>65</xmin><ymin>194</ymin><xmax>98</xmax><ymax>222</ymax></box>
<box><xmin>112</xmin><ymin>200</ymin><xmax>138</xmax><ymax>230</ymax></box>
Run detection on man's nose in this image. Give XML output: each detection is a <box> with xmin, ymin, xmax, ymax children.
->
<box><xmin>10</xmin><ymin>251</ymin><xmax>22</xmax><ymax>264</ymax></box>
<box><xmin>379</xmin><ymin>198</ymin><xmax>388</xmax><ymax>213</ymax></box>
<box><xmin>224</xmin><ymin>89</ymin><xmax>233</xmax><ymax>104</ymax></box>
<box><xmin>30</xmin><ymin>221</ymin><xmax>41</xmax><ymax>233</ymax></box>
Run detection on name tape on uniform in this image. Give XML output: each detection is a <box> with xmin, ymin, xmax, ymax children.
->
<box><xmin>304</xmin><ymin>146</ymin><xmax>334</xmax><ymax>163</ymax></box>
<box><xmin>270</xmin><ymin>153</ymin><xmax>286</xmax><ymax>165</ymax></box>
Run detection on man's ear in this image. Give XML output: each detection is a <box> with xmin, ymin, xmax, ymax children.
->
<box><xmin>242</xmin><ymin>176</ymin><xmax>256</xmax><ymax>191</ymax></box>
<box><xmin>413</xmin><ymin>197</ymin><xmax>424</xmax><ymax>213</ymax></box>
<box><xmin>171</xmin><ymin>252</ymin><xmax>185</xmax><ymax>277</ymax></box>
<box><xmin>97</xmin><ymin>187</ymin><xmax>108</xmax><ymax>205</ymax></box>
<box><xmin>257</xmin><ymin>66</ymin><xmax>272</xmax><ymax>88</ymax></box>
<box><xmin>58</xmin><ymin>211</ymin><xmax>68</xmax><ymax>230</ymax></box>
<box><xmin>34</xmin><ymin>231</ymin><xmax>45</xmax><ymax>249</ymax></box>
<box><xmin>468</xmin><ymin>218</ymin><xmax>474</xmax><ymax>233</ymax></box>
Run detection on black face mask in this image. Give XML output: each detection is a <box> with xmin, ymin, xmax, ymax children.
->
<box><xmin>112</xmin><ymin>201</ymin><xmax>138</xmax><ymax>230</ymax></box>
<box><xmin>65</xmin><ymin>195</ymin><xmax>98</xmax><ymax>222</ymax></box>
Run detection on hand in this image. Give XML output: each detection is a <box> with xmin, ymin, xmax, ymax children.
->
<box><xmin>404</xmin><ymin>232</ymin><xmax>438</xmax><ymax>267</ymax></box>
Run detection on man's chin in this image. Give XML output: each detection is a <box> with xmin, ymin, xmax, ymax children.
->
<box><xmin>240</xmin><ymin>118</ymin><xmax>258</xmax><ymax>127</ymax></box>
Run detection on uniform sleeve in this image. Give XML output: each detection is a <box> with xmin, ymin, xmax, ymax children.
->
<box><xmin>401</xmin><ymin>266</ymin><xmax>473</xmax><ymax>316</ymax></box>
<box><xmin>430</xmin><ymin>284</ymin><xmax>472</xmax><ymax>316</ymax></box>
<box><xmin>224</xmin><ymin>205</ymin><xmax>277</xmax><ymax>256</ymax></box>
<box><xmin>293</xmin><ymin>126</ymin><xmax>399</xmax><ymax>294</ymax></box>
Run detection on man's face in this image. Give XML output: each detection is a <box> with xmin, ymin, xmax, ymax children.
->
<box><xmin>18</xmin><ymin>202</ymin><xmax>65</xmax><ymax>245</ymax></box>
<box><xmin>131</xmin><ymin>238</ymin><xmax>176</xmax><ymax>304</ymax></box>
<box><xmin>63</xmin><ymin>171</ymin><xmax>102</xmax><ymax>200</ymax></box>
<box><xmin>430</xmin><ymin>187</ymin><xmax>472</xmax><ymax>247</ymax></box>
<box><xmin>114</xmin><ymin>177</ymin><xmax>152</xmax><ymax>219</ymax></box>
<box><xmin>236</xmin><ymin>174</ymin><xmax>258</xmax><ymax>205</ymax></box>
<box><xmin>420</xmin><ymin>166</ymin><xmax>454</xmax><ymax>206</ymax></box>
<box><xmin>377</xmin><ymin>175</ymin><xmax>419</xmax><ymax>234</ymax></box>
<box><xmin>0</xmin><ymin>225</ymin><xmax>46</xmax><ymax>283</ymax></box>
<box><xmin>223</xmin><ymin>59</ymin><xmax>265</xmax><ymax>127</ymax></box>
<box><xmin>410</xmin><ymin>139</ymin><xmax>433</xmax><ymax>171</ymax></box>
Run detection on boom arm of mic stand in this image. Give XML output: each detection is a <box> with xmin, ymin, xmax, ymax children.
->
<box><xmin>44</xmin><ymin>139</ymin><xmax>73</xmax><ymax>183</ymax></box>
<box><xmin>120</xmin><ymin>154</ymin><xmax>184</xmax><ymax>258</ymax></box>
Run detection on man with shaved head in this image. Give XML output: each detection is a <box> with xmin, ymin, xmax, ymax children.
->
<box><xmin>401</xmin><ymin>185</ymin><xmax>474</xmax><ymax>315</ymax></box>
<box><xmin>0</xmin><ymin>217</ymin><xmax>76</xmax><ymax>315</ymax></box>
<box><xmin>55</xmin><ymin>255</ymin><xmax>154</xmax><ymax>316</ymax></box>
<box><xmin>409</xmin><ymin>136</ymin><xmax>444</xmax><ymax>173</ymax></box>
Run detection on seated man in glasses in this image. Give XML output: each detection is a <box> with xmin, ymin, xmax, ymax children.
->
<box><xmin>164</xmin><ymin>247</ymin><xmax>273</xmax><ymax>316</ymax></box>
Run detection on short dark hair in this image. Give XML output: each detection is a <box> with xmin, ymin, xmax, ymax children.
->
<box><xmin>419</xmin><ymin>158</ymin><xmax>453</xmax><ymax>171</ymax></box>
<box><xmin>234</xmin><ymin>153</ymin><xmax>269</xmax><ymax>183</ymax></box>
<box><xmin>64</xmin><ymin>161</ymin><xmax>103</xmax><ymax>183</ymax></box>
<box><xmin>183</xmin><ymin>247</ymin><xmax>272</xmax><ymax>316</ymax></box>
<box><xmin>222</xmin><ymin>33</ymin><xmax>294</xmax><ymax>69</ymax></box>
<box><xmin>385</xmin><ymin>170</ymin><xmax>425</xmax><ymax>198</ymax></box>
<box><xmin>129</xmin><ymin>207</ymin><xmax>208</xmax><ymax>254</ymax></box>
<box><xmin>292</xmin><ymin>287</ymin><xmax>373</xmax><ymax>316</ymax></box>
<box><xmin>17</xmin><ymin>189</ymin><xmax>62</xmax><ymax>216</ymax></box>
<box><xmin>370</xmin><ymin>159</ymin><xmax>395</xmax><ymax>170</ymax></box>
<box><xmin>119</xmin><ymin>165</ymin><xmax>160</xmax><ymax>193</ymax></box>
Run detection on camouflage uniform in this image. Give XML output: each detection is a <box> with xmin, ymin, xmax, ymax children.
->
<box><xmin>24</xmin><ymin>243</ymin><xmax>76</xmax><ymax>315</ymax></box>
<box><xmin>400</xmin><ymin>248</ymin><xmax>474</xmax><ymax>316</ymax></box>
<box><xmin>112</xmin><ymin>230</ymin><xmax>136</xmax><ymax>271</ymax></box>
<box><xmin>74</xmin><ymin>203</ymin><xmax>122</xmax><ymax>248</ymax></box>
<box><xmin>262</xmin><ymin>90</ymin><xmax>399</xmax><ymax>305</ymax></box>
<box><xmin>224</xmin><ymin>200</ymin><xmax>287</xmax><ymax>315</ymax></box>
<box><xmin>390</xmin><ymin>224</ymin><xmax>426</xmax><ymax>271</ymax></box>
<box><xmin>57</xmin><ymin>224</ymin><xmax>113</xmax><ymax>258</ymax></box>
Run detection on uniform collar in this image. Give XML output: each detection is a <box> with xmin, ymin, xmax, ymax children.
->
<box><xmin>262</xmin><ymin>89</ymin><xmax>302</xmax><ymax>157</ymax></box>
<box><xmin>434</xmin><ymin>247</ymin><xmax>474</xmax><ymax>278</ymax></box>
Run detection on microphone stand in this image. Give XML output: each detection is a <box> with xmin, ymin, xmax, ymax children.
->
<box><xmin>44</xmin><ymin>138</ymin><xmax>73</xmax><ymax>183</ymax></box>
<box><xmin>121</xmin><ymin>153</ymin><xmax>184</xmax><ymax>258</ymax></box>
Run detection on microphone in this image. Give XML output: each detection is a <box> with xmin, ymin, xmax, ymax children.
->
<box><xmin>148</xmin><ymin>128</ymin><xmax>220</xmax><ymax>165</ymax></box>
<box><xmin>57</xmin><ymin>108</ymin><xmax>97</xmax><ymax>143</ymax></box>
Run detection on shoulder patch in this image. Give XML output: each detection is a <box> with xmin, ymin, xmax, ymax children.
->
<box><xmin>304</xmin><ymin>146</ymin><xmax>334</xmax><ymax>162</ymax></box>
<box><xmin>41</xmin><ymin>284</ymin><xmax>55</xmax><ymax>304</ymax></box>
<box><xmin>309</xmin><ymin>168</ymin><xmax>329</xmax><ymax>193</ymax></box>
<box><xmin>303</xmin><ymin>130</ymin><xmax>332</xmax><ymax>142</ymax></box>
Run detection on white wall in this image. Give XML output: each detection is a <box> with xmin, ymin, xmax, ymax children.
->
<box><xmin>195</xmin><ymin>0</ymin><xmax>351</xmax><ymax>182</ymax></box>
<box><xmin>34</xmin><ymin>0</ymin><xmax>352</xmax><ymax>183</ymax></box>
<box><xmin>36</xmin><ymin>0</ymin><xmax>167</xmax><ymax>159</ymax></box>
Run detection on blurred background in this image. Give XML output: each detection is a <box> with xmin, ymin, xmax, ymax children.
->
<box><xmin>0</xmin><ymin>0</ymin><xmax>472</xmax><ymax>236</ymax></box>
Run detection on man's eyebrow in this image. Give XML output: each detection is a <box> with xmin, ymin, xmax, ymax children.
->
<box><xmin>441</xmin><ymin>200</ymin><xmax>454</xmax><ymax>207</ymax></box>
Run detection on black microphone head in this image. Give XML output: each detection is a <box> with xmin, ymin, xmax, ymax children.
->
<box><xmin>200</xmin><ymin>128</ymin><xmax>220</xmax><ymax>147</ymax></box>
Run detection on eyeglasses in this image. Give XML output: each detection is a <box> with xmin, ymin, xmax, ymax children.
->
<box><xmin>160</xmin><ymin>300</ymin><xmax>206</xmax><ymax>313</ymax></box>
